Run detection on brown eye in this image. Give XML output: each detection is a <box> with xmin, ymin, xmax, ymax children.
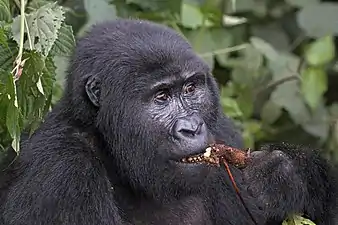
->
<box><xmin>184</xmin><ymin>83</ymin><xmax>196</xmax><ymax>94</ymax></box>
<box><xmin>155</xmin><ymin>91</ymin><xmax>170</xmax><ymax>102</ymax></box>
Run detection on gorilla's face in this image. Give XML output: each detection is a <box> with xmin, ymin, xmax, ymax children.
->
<box><xmin>123</xmin><ymin>59</ymin><xmax>219</xmax><ymax>198</ymax></box>
<box><xmin>144</xmin><ymin>70</ymin><xmax>216</xmax><ymax>168</ymax></box>
<box><xmin>84</xmin><ymin>20</ymin><xmax>221</xmax><ymax>199</ymax></box>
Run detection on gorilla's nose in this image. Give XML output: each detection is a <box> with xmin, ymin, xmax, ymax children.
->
<box><xmin>173</xmin><ymin>115</ymin><xmax>207</xmax><ymax>142</ymax></box>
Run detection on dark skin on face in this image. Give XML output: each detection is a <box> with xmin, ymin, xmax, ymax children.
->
<box><xmin>146</xmin><ymin>72</ymin><xmax>212</xmax><ymax>160</ymax></box>
<box><xmin>140</xmin><ymin>70</ymin><xmax>216</xmax><ymax>181</ymax></box>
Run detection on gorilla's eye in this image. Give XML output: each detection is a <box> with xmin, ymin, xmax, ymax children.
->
<box><xmin>184</xmin><ymin>83</ymin><xmax>196</xmax><ymax>94</ymax></box>
<box><xmin>154</xmin><ymin>90</ymin><xmax>170</xmax><ymax>102</ymax></box>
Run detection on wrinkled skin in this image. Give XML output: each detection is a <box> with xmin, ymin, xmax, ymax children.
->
<box><xmin>0</xmin><ymin>19</ymin><xmax>337</xmax><ymax>225</ymax></box>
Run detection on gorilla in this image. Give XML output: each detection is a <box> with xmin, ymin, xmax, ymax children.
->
<box><xmin>0</xmin><ymin>19</ymin><xmax>337</xmax><ymax>225</ymax></box>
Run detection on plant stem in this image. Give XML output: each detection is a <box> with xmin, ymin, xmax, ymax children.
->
<box><xmin>199</xmin><ymin>44</ymin><xmax>248</xmax><ymax>58</ymax></box>
<box><xmin>17</xmin><ymin>0</ymin><xmax>25</xmax><ymax>62</ymax></box>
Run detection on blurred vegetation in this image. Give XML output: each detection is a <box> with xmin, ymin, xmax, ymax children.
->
<box><xmin>1</xmin><ymin>0</ymin><xmax>338</xmax><ymax>169</ymax></box>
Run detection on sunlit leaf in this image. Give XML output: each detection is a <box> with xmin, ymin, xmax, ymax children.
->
<box><xmin>36</xmin><ymin>78</ymin><xmax>44</xmax><ymax>95</ymax></box>
<box><xmin>181</xmin><ymin>3</ymin><xmax>213</xmax><ymax>28</ymax></box>
<box><xmin>301</xmin><ymin>67</ymin><xmax>327</xmax><ymax>110</ymax></box>
<box><xmin>305</xmin><ymin>35</ymin><xmax>335</xmax><ymax>66</ymax></box>
<box><xmin>282</xmin><ymin>215</ymin><xmax>316</xmax><ymax>225</ymax></box>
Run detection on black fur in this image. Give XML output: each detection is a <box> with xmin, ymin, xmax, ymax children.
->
<box><xmin>0</xmin><ymin>19</ymin><xmax>337</xmax><ymax>225</ymax></box>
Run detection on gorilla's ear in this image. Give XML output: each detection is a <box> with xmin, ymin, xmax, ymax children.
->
<box><xmin>85</xmin><ymin>76</ymin><xmax>101</xmax><ymax>107</ymax></box>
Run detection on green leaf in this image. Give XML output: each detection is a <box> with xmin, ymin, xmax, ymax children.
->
<box><xmin>181</xmin><ymin>3</ymin><xmax>204</xmax><ymax>29</ymax></box>
<box><xmin>16</xmin><ymin>51</ymin><xmax>45</xmax><ymax>121</ymax></box>
<box><xmin>0</xmin><ymin>28</ymin><xmax>8</xmax><ymax>48</ymax></box>
<box><xmin>4</xmin><ymin>72</ymin><xmax>20</xmax><ymax>153</ymax></box>
<box><xmin>20</xmin><ymin>51</ymin><xmax>45</xmax><ymax>83</ymax></box>
<box><xmin>185</xmin><ymin>27</ymin><xmax>236</xmax><ymax>68</ymax></box>
<box><xmin>50</xmin><ymin>23</ymin><xmax>75</xmax><ymax>56</ymax></box>
<box><xmin>210</xmin><ymin>28</ymin><xmax>234</xmax><ymax>66</ymax></box>
<box><xmin>0</xmin><ymin>40</ymin><xmax>17</xmax><ymax>72</ymax></box>
<box><xmin>236</xmin><ymin>89</ymin><xmax>254</xmax><ymax>119</ymax></box>
<box><xmin>181</xmin><ymin>3</ymin><xmax>213</xmax><ymax>29</ymax></box>
<box><xmin>301</xmin><ymin>67</ymin><xmax>327</xmax><ymax>110</ymax></box>
<box><xmin>220</xmin><ymin>96</ymin><xmax>243</xmax><ymax>119</ymax></box>
<box><xmin>297</xmin><ymin>3</ymin><xmax>338</xmax><ymax>38</ymax></box>
<box><xmin>42</xmin><ymin>56</ymin><xmax>57</xmax><ymax>98</ymax></box>
<box><xmin>305</xmin><ymin>35</ymin><xmax>335</xmax><ymax>66</ymax></box>
<box><xmin>0</xmin><ymin>0</ymin><xmax>11</xmax><ymax>22</ymax></box>
<box><xmin>11</xmin><ymin>2</ymin><xmax>65</xmax><ymax>57</ymax></box>
<box><xmin>282</xmin><ymin>215</ymin><xmax>316</xmax><ymax>225</ymax></box>
<box><xmin>242</xmin><ymin>120</ymin><xmax>263</xmax><ymax>148</ymax></box>
<box><xmin>184</xmin><ymin>28</ymin><xmax>215</xmax><ymax>68</ymax></box>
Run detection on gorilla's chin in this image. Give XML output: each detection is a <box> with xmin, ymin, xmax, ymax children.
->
<box><xmin>170</xmin><ymin>160</ymin><xmax>212</xmax><ymax>185</ymax></box>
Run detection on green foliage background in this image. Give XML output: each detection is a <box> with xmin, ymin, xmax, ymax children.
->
<box><xmin>1</xmin><ymin>0</ymin><xmax>338</xmax><ymax>166</ymax></box>
<box><xmin>1</xmin><ymin>0</ymin><xmax>337</xmax><ymax>224</ymax></box>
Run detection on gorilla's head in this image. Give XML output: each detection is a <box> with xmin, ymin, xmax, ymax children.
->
<box><xmin>64</xmin><ymin>19</ymin><xmax>230</xmax><ymax>200</ymax></box>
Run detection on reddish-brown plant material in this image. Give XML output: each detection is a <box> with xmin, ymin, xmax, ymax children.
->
<box><xmin>203</xmin><ymin>143</ymin><xmax>252</xmax><ymax>169</ymax></box>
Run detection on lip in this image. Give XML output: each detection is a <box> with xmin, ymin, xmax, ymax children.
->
<box><xmin>169</xmin><ymin>147</ymin><xmax>209</xmax><ymax>164</ymax></box>
<box><xmin>170</xmin><ymin>160</ymin><xmax>206</xmax><ymax>167</ymax></box>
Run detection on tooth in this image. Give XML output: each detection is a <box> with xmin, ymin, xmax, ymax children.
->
<box><xmin>182</xmin><ymin>158</ymin><xmax>186</xmax><ymax>162</ymax></box>
<box><xmin>204</xmin><ymin>147</ymin><xmax>212</xmax><ymax>157</ymax></box>
<box><xmin>188</xmin><ymin>157</ymin><xmax>192</xmax><ymax>162</ymax></box>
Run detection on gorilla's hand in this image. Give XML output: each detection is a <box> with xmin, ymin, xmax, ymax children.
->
<box><xmin>242</xmin><ymin>143</ymin><xmax>338</xmax><ymax>223</ymax></box>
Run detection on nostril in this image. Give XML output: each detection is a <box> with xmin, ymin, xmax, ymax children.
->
<box><xmin>172</xmin><ymin>116</ymin><xmax>206</xmax><ymax>140</ymax></box>
<box><xmin>177</xmin><ymin>122</ymin><xmax>204</xmax><ymax>137</ymax></box>
<box><xmin>178</xmin><ymin>128</ymin><xmax>196</xmax><ymax>137</ymax></box>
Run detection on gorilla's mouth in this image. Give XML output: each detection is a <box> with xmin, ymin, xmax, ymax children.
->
<box><xmin>178</xmin><ymin>144</ymin><xmax>250</xmax><ymax>169</ymax></box>
<box><xmin>179</xmin><ymin>147</ymin><xmax>218</xmax><ymax>165</ymax></box>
